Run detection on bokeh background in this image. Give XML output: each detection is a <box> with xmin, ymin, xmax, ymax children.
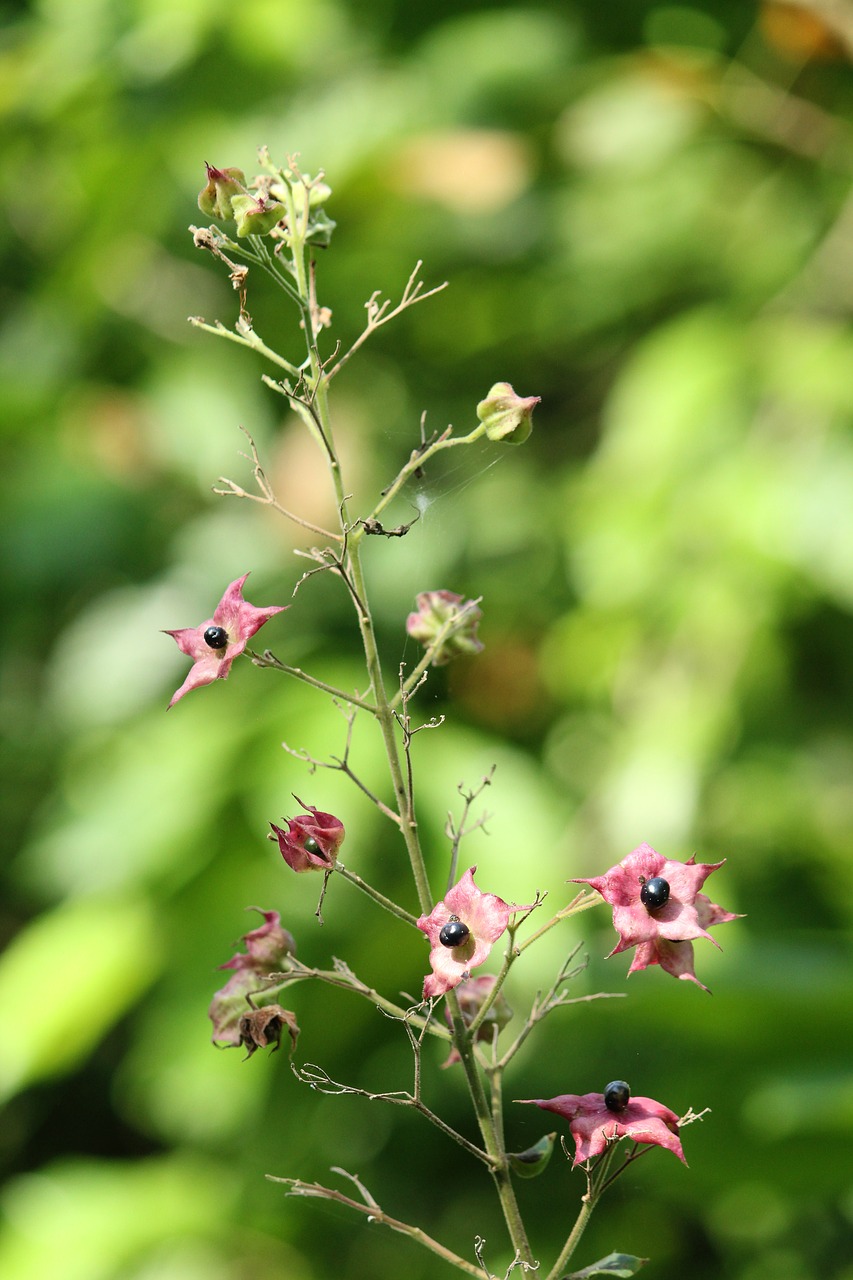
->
<box><xmin>2</xmin><ymin>0</ymin><xmax>852</xmax><ymax>1277</ymax></box>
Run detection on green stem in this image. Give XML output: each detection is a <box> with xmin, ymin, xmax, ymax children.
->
<box><xmin>446</xmin><ymin>993</ymin><xmax>534</xmax><ymax>1265</ymax></box>
<box><xmin>271</xmin><ymin>959</ymin><xmax>451</xmax><ymax>1041</ymax></box>
<box><xmin>366</xmin><ymin>423</ymin><xmax>486</xmax><ymax>531</ymax></box>
<box><xmin>283</xmin><ymin>184</ymin><xmax>433</xmax><ymax>916</ymax></box>
<box><xmin>546</xmin><ymin>1194</ymin><xmax>595</xmax><ymax>1280</ymax></box>
<box><xmin>188</xmin><ymin>316</ymin><xmax>300</xmax><ymax>376</ymax></box>
<box><xmin>334</xmin><ymin>862</ymin><xmax>419</xmax><ymax>928</ymax></box>
<box><xmin>244</xmin><ymin>649</ymin><xmax>375</xmax><ymax>712</ymax></box>
<box><xmin>390</xmin><ymin>597</ymin><xmax>483</xmax><ymax>709</ymax></box>
<box><xmin>270</xmin><ymin>1177</ymin><xmax>487</xmax><ymax>1278</ymax></box>
<box><xmin>545</xmin><ymin>1147</ymin><xmax>616</xmax><ymax>1280</ymax></box>
<box><xmin>516</xmin><ymin>890</ymin><xmax>602</xmax><ymax>955</ymax></box>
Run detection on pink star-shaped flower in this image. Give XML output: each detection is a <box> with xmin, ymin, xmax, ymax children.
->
<box><xmin>518</xmin><ymin>1090</ymin><xmax>685</xmax><ymax>1166</ymax></box>
<box><xmin>627</xmin><ymin>893</ymin><xmax>743</xmax><ymax>993</ymax></box>
<box><xmin>573</xmin><ymin>842</ymin><xmax>737</xmax><ymax>960</ymax></box>
<box><xmin>164</xmin><ymin>573</ymin><xmax>287</xmax><ymax>707</ymax></box>
<box><xmin>417</xmin><ymin>867</ymin><xmax>520</xmax><ymax>1000</ymax></box>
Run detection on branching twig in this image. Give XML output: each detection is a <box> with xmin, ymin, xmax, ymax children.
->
<box><xmin>280</xmin><ymin>703</ymin><xmax>402</xmax><ymax>825</ymax></box>
<box><xmin>188</xmin><ymin>305</ymin><xmax>302</xmax><ymax>376</ymax></box>
<box><xmin>325</xmin><ymin>262</ymin><xmax>448</xmax><ymax>381</ymax></box>
<box><xmin>246</xmin><ymin>647</ymin><xmax>375</xmax><ymax>712</ymax></box>
<box><xmin>475</xmin><ymin>1236</ymin><xmax>541</xmax><ymax>1280</ymax></box>
<box><xmin>267</xmin><ymin>955</ymin><xmax>448</xmax><ymax>1037</ymax></box>
<box><xmin>394</xmin><ymin>666</ymin><xmax>445</xmax><ymax>827</ymax></box>
<box><xmin>212</xmin><ymin>425</ymin><xmax>340</xmax><ymax>540</ymax></box>
<box><xmin>495</xmin><ymin>946</ymin><xmax>626</xmax><ymax>1071</ymax></box>
<box><xmin>445</xmin><ymin>767</ymin><xmax>496</xmax><ymax>894</ymax></box>
<box><xmin>269</xmin><ymin>1169</ymin><xmax>486</xmax><ymax>1277</ymax></box>
<box><xmin>291</xmin><ymin>1054</ymin><xmax>492</xmax><ymax>1166</ymax></box>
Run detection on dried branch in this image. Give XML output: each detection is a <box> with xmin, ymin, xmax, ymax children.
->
<box><xmin>291</xmin><ymin>1047</ymin><xmax>492</xmax><ymax>1166</ymax></box>
<box><xmin>475</xmin><ymin>1236</ymin><xmax>542</xmax><ymax>1280</ymax></box>
<box><xmin>325</xmin><ymin>262</ymin><xmax>448</xmax><ymax>381</ymax></box>
<box><xmin>212</xmin><ymin>426</ymin><xmax>340</xmax><ymax>540</ymax></box>
<box><xmin>269</xmin><ymin>1169</ymin><xmax>486</xmax><ymax>1277</ymax></box>
<box><xmin>280</xmin><ymin>703</ymin><xmax>402</xmax><ymax>825</ymax></box>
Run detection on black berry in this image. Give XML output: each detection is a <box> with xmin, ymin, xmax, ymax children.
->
<box><xmin>203</xmin><ymin>626</ymin><xmax>229</xmax><ymax>649</ymax></box>
<box><xmin>604</xmin><ymin>1080</ymin><xmax>631</xmax><ymax>1112</ymax></box>
<box><xmin>439</xmin><ymin>917</ymin><xmax>470</xmax><ymax>948</ymax></box>
<box><xmin>640</xmin><ymin>876</ymin><xmax>670</xmax><ymax>911</ymax></box>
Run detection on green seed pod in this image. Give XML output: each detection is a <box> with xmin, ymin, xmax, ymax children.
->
<box><xmin>476</xmin><ymin>381</ymin><xmax>540</xmax><ymax>444</ymax></box>
<box><xmin>231</xmin><ymin>194</ymin><xmax>285</xmax><ymax>238</ymax></box>
<box><xmin>198</xmin><ymin>165</ymin><xmax>246</xmax><ymax>220</ymax></box>
<box><xmin>508</xmin><ymin>1132</ymin><xmax>556</xmax><ymax>1179</ymax></box>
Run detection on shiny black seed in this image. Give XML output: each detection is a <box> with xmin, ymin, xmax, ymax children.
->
<box><xmin>303</xmin><ymin>837</ymin><xmax>320</xmax><ymax>855</ymax></box>
<box><xmin>203</xmin><ymin>625</ymin><xmax>229</xmax><ymax>649</ymax></box>
<box><xmin>439</xmin><ymin>918</ymin><xmax>470</xmax><ymax>948</ymax></box>
<box><xmin>604</xmin><ymin>1080</ymin><xmax>631</xmax><ymax>1112</ymax></box>
<box><xmin>640</xmin><ymin>876</ymin><xmax>670</xmax><ymax>911</ymax></box>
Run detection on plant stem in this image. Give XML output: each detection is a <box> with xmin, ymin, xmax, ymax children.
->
<box><xmin>546</xmin><ymin>1193</ymin><xmax>595</xmax><ymax>1280</ymax></box>
<box><xmin>446</xmin><ymin>992</ymin><xmax>534</xmax><ymax>1266</ymax></box>
<box><xmin>516</xmin><ymin>890</ymin><xmax>601</xmax><ymax>955</ymax></box>
<box><xmin>271</xmin><ymin>958</ymin><xmax>450</xmax><ymax>1040</ymax></box>
<box><xmin>545</xmin><ymin>1147</ymin><xmax>616</xmax><ymax>1280</ymax></box>
<box><xmin>188</xmin><ymin>316</ymin><xmax>301</xmax><ymax>375</ymax></box>
<box><xmin>365</xmin><ymin>421</ymin><xmax>486</xmax><ymax>529</ymax></box>
<box><xmin>270</xmin><ymin>1176</ymin><xmax>486</xmax><ymax>1277</ymax></box>
<box><xmin>283</xmin><ymin>182</ymin><xmax>433</xmax><ymax>916</ymax></box>
<box><xmin>334</xmin><ymin>862</ymin><xmax>419</xmax><ymax>927</ymax></box>
<box><xmin>244</xmin><ymin>650</ymin><xmax>376</xmax><ymax>711</ymax></box>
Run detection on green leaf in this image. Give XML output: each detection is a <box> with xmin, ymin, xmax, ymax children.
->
<box><xmin>566</xmin><ymin>1253</ymin><xmax>649</xmax><ymax>1279</ymax></box>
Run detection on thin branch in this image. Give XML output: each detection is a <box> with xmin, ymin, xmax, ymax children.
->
<box><xmin>464</xmin><ymin>895</ymin><xmax>548</xmax><ymax>1040</ymax></box>
<box><xmin>326</xmin><ymin>262</ymin><xmax>448</xmax><ymax>381</ymax></box>
<box><xmin>212</xmin><ymin>425</ymin><xmax>340</xmax><ymax>540</ymax></box>
<box><xmin>394</xmin><ymin>666</ymin><xmax>445</xmax><ymax>829</ymax></box>
<box><xmin>246</xmin><ymin>648</ymin><xmax>375</xmax><ymax>712</ymax></box>
<box><xmin>280</xmin><ymin>703</ymin><xmax>402</xmax><ymax>825</ymax></box>
<box><xmin>515</xmin><ymin>889</ymin><xmax>603</xmax><ymax>955</ymax></box>
<box><xmin>365</xmin><ymin>419</ymin><xmax>489</xmax><ymax>534</ymax></box>
<box><xmin>267</xmin><ymin>955</ymin><xmax>449</xmax><ymax>1038</ymax></box>
<box><xmin>291</xmin><ymin>1057</ymin><xmax>492</xmax><ymax>1165</ymax></box>
<box><xmin>445</xmin><ymin>768</ymin><xmax>496</xmax><ymax>895</ymax></box>
<box><xmin>334</xmin><ymin>861</ymin><xmax>419</xmax><ymax>927</ymax></box>
<box><xmin>188</xmin><ymin>313</ymin><xmax>301</xmax><ymax>376</ymax></box>
<box><xmin>269</xmin><ymin>1170</ymin><xmax>485</xmax><ymax>1277</ymax></box>
<box><xmin>495</xmin><ymin>946</ymin><xmax>625</xmax><ymax>1072</ymax></box>
<box><xmin>475</xmin><ymin>1237</ymin><xmax>541</xmax><ymax>1280</ymax></box>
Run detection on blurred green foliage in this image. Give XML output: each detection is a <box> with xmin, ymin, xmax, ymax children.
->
<box><xmin>2</xmin><ymin>0</ymin><xmax>853</xmax><ymax>1277</ymax></box>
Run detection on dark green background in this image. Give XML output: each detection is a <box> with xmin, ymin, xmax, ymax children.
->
<box><xmin>2</xmin><ymin>1</ymin><xmax>852</xmax><ymax>1277</ymax></box>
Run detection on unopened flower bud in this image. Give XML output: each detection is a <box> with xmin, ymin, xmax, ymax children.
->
<box><xmin>231</xmin><ymin>193</ymin><xmax>285</xmax><ymax>238</ymax></box>
<box><xmin>198</xmin><ymin>164</ymin><xmax>247</xmax><ymax>220</ymax></box>
<box><xmin>270</xmin><ymin>802</ymin><xmax>345</xmax><ymax>873</ymax></box>
<box><xmin>476</xmin><ymin>382</ymin><xmax>540</xmax><ymax>444</ymax></box>
<box><xmin>406</xmin><ymin>590</ymin><xmax>484</xmax><ymax>666</ymax></box>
